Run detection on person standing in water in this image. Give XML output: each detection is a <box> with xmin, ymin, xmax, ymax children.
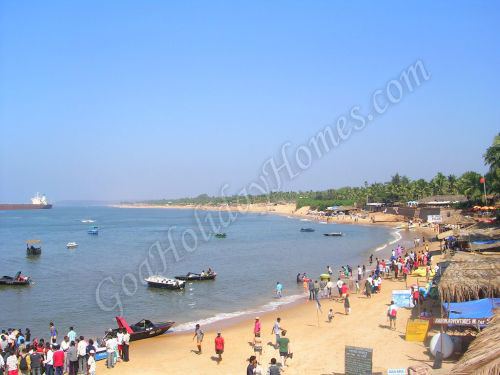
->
<box><xmin>276</xmin><ymin>282</ymin><xmax>283</xmax><ymax>298</ymax></box>
<box><xmin>193</xmin><ymin>324</ymin><xmax>204</xmax><ymax>354</ymax></box>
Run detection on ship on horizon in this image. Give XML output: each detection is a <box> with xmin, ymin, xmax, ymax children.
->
<box><xmin>0</xmin><ymin>193</ymin><xmax>53</xmax><ymax>210</ymax></box>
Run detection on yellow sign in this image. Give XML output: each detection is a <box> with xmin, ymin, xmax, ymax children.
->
<box><xmin>405</xmin><ymin>319</ymin><xmax>429</xmax><ymax>342</ymax></box>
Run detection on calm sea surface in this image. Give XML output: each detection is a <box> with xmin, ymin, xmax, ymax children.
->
<box><xmin>0</xmin><ymin>207</ymin><xmax>396</xmax><ymax>339</ymax></box>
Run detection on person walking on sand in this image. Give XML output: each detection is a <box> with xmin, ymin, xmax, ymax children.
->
<box><xmin>271</xmin><ymin>318</ymin><xmax>282</xmax><ymax>348</ymax></box>
<box><xmin>277</xmin><ymin>330</ymin><xmax>291</xmax><ymax>367</ymax></box>
<box><xmin>328</xmin><ymin>309</ymin><xmax>334</xmax><ymax>323</ymax></box>
<box><xmin>193</xmin><ymin>324</ymin><xmax>204</xmax><ymax>354</ymax></box>
<box><xmin>344</xmin><ymin>295</ymin><xmax>351</xmax><ymax>315</ymax></box>
<box><xmin>87</xmin><ymin>350</ymin><xmax>96</xmax><ymax>375</ymax></box>
<box><xmin>253</xmin><ymin>332</ymin><xmax>263</xmax><ymax>363</ymax></box>
<box><xmin>387</xmin><ymin>300</ymin><xmax>398</xmax><ymax>330</ymax></box>
<box><xmin>254</xmin><ymin>317</ymin><xmax>261</xmax><ymax>337</ymax></box>
<box><xmin>214</xmin><ymin>332</ymin><xmax>224</xmax><ymax>363</ymax></box>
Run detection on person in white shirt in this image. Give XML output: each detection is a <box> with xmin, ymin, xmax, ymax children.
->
<box><xmin>61</xmin><ymin>336</ymin><xmax>70</xmax><ymax>374</ymax></box>
<box><xmin>44</xmin><ymin>345</ymin><xmax>54</xmax><ymax>373</ymax></box>
<box><xmin>6</xmin><ymin>352</ymin><xmax>18</xmax><ymax>373</ymax></box>
<box><xmin>122</xmin><ymin>330</ymin><xmax>130</xmax><ymax>362</ymax></box>
<box><xmin>106</xmin><ymin>336</ymin><xmax>115</xmax><ymax>369</ymax></box>
<box><xmin>88</xmin><ymin>350</ymin><xmax>96</xmax><ymax>375</ymax></box>
<box><xmin>357</xmin><ymin>266</ymin><xmax>363</xmax><ymax>281</ymax></box>
<box><xmin>77</xmin><ymin>336</ymin><xmax>88</xmax><ymax>374</ymax></box>
<box><xmin>116</xmin><ymin>330</ymin><xmax>124</xmax><ymax>361</ymax></box>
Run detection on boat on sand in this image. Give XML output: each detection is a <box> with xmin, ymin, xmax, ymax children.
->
<box><xmin>103</xmin><ymin>316</ymin><xmax>175</xmax><ymax>342</ymax></box>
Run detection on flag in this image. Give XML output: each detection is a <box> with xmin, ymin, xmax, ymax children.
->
<box><xmin>315</xmin><ymin>297</ymin><xmax>322</xmax><ymax>314</ymax></box>
<box><xmin>480</xmin><ymin>177</ymin><xmax>485</xmax><ymax>184</ymax></box>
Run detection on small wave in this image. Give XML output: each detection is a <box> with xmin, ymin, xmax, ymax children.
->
<box><xmin>374</xmin><ymin>229</ymin><xmax>402</xmax><ymax>252</ymax></box>
<box><xmin>300</xmin><ymin>218</ymin><xmax>310</xmax><ymax>222</ymax></box>
<box><xmin>171</xmin><ymin>294</ymin><xmax>305</xmax><ymax>332</ymax></box>
<box><xmin>375</xmin><ymin>244</ymin><xmax>387</xmax><ymax>252</ymax></box>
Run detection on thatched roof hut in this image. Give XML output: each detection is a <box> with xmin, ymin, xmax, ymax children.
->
<box><xmin>438</xmin><ymin>254</ymin><xmax>500</xmax><ymax>302</ymax></box>
<box><xmin>449</xmin><ymin>310</ymin><xmax>500</xmax><ymax>375</ymax></box>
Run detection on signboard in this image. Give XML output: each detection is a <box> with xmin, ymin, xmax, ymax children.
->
<box><xmin>433</xmin><ymin>317</ymin><xmax>492</xmax><ymax>326</ymax></box>
<box><xmin>345</xmin><ymin>345</ymin><xmax>373</xmax><ymax>375</ymax></box>
<box><xmin>392</xmin><ymin>290</ymin><xmax>413</xmax><ymax>308</ymax></box>
<box><xmin>388</xmin><ymin>369</ymin><xmax>407</xmax><ymax>375</ymax></box>
<box><xmin>405</xmin><ymin>319</ymin><xmax>430</xmax><ymax>342</ymax></box>
<box><xmin>427</xmin><ymin>215</ymin><xmax>442</xmax><ymax>223</ymax></box>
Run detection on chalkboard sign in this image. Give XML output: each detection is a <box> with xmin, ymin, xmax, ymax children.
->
<box><xmin>345</xmin><ymin>345</ymin><xmax>373</xmax><ymax>375</ymax></box>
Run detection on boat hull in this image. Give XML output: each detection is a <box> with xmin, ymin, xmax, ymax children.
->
<box><xmin>146</xmin><ymin>281</ymin><xmax>184</xmax><ymax>289</ymax></box>
<box><xmin>175</xmin><ymin>274</ymin><xmax>216</xmax><ymax>281</ymax></box>
<box><xmin>0</xmin><ymin>277</ymin><xmax>31</xmax><ymax>286</ymax></box>
<box><xmin>0</xmin><ymin>204</ymin><xmax>52</xmax><ymax>210</ymax></box>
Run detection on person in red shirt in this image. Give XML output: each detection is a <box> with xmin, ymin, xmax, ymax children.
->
<box><xmin>341</xmin><ymin>283</ymin><xmax>349</xmax><ymax>298</ymax></box>
<box><xmin>214</xmin><ymin>332</ymin><xmax>224</xmax><ymax>363</ymax></box>
<box><xmin>53</xmin><ymin>345</ymin><xmax>65</xmax><ymax>375</ymax></box>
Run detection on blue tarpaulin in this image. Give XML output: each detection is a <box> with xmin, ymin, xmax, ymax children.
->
<box><xmin>443</xmin><ymin>298</ymin><xmax>500</xmax><ymax>319</ymax></box>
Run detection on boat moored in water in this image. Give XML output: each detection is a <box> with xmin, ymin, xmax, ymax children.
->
<box><xmin>66</xmin><ymin>242</ymin><xmax>78</xmax><ymax>249</ymax></box>
<box><xmin>0</xmin><ymin>271</ymin><xmax>31</xmax><ymax>286</ymax></box>
<box><xmin>300</xmin><ymin>228</ymin><xmax>315</xmax><ymax>232</ymax></box>
<box><xmin>145</xmin><ymin>276</ymin><xmax>185</xmax><ymax>289</ymax></box>
<box><xmin>26</xmin><ymin>240</ymin><xmax>42</xmax><ymax>256</ymax></box>
<box><xmin>214</xmin><ymin>233</ymin><xmax>227</xmax><ymax>238</ymax></box>
<box><xmin>175</xmin><ymin>272</ymin><xmax>217</xmax><ymax>281</ymax></box>
<box><xmin>88</xmin><ymin>226</ymin><xmax>99</xmax><ymax>235</ymax></box>
<box><xmin>323</xmin><ymin>232</ymin><xmax>343</xmax><ymax>237</ymax></box>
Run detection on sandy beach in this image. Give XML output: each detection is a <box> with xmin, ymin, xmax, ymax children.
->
<box><xmin>96</xmin><ymin>232</ymin><xmax>450</xmax><ymax>375</ymax></box>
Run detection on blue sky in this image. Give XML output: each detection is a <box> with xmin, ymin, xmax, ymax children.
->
<box><xmin>1</xmin><ymin>1</ymin><xmax>498</xmax><ymax>201</ymax></box>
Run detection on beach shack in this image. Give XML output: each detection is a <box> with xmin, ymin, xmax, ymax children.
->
<box><xmin>447</xmin><ymin>310</ymin><xmax>500</xmax><ymax>375</ymax></box>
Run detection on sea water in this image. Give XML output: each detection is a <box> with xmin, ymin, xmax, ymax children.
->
<box><xmin>0</xmin><ymin>206</ymin><xmax>396</xmax><ymax>338</ymax></box>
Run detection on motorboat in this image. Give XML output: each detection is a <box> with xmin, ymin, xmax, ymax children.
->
<box><xmin>81</xmin><ymin>219</ymin><xmax>95</xmax><ymax>223</ymax></box>
<box><xmin>103</xmin><ymin>316</ymin><xmax>175</xmax><ymax>342</ymax></box>
<box><xmin>215</xmin><ymin>233</ymin><xmax>227</xmax><ymax>238</ymax></box>
<box><xmin>323</xmin><ymin>232</ymin><xmax>343</xmax><ymax>237</ymax></box>
<box><xmin>175</xmin><ymin>272</ymin><xmax>217</xmax><ymax>281</ymax></box>
<box><xmin>145</xmin><ymin>276</ymin><xmax>185</xmax><ymax>289</ymax></box>
<box><xmin>300</xmin><ymin>228</ymin><xmax>315</xmax><ymax>232</ymax></box>
<box><xmin>26</xmin><ymin>240</ymin><xmax>42</xmax><ymax>256</ymax></box>
<box><xmin>88</xmin><ymin>226</ymin><xmax>99</xmax><ymax>235</ymax></box>
<box><xmin>0</xmin><ymin>271</ymin><xmax>31</xmax><ymax>286</ymax></box>
<box><xmin>66</xmin><ymin>242</ymin><xmax>78</xmax><ymax>249</ymax></box>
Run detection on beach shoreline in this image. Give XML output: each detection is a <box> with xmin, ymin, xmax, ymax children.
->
<box><xmin>96</xmin><ymin>233</ymin><xmax>449</xmax><ymax>375</ymax></box>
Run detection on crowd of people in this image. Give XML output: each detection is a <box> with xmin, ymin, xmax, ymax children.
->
<box><xmin>0</xmin><ymin>323</ymin><xmax>130</xmax><ymax>375</ymax></box>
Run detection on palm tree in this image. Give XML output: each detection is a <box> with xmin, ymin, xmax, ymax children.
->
<box><xmin>483</xmin><ymin>132</ymin><xmax>500</xmax><ymax>172</ymax></box>
<box><xmin>458</xmin><ymin>171</ymin><xmax>483</xmax><ymax>200</ymax></box>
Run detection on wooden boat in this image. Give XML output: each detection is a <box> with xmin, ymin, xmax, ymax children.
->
<box><xmin>175</xmin><ymin>272</ymin><xmax>217</xmax><ymax>281</ymax></box>
<box><xmin>323</xmin><ymin>232</ymin><xmax>343</xmax><ymax>237</ymax></box>
<box><xmin>104</xmin><ymin>316</ymin><xmax>175</xmax><ymax>342</ymax></box>
<box><xmin>0</xmin><ymin>271</ymin><xmax>31</xmax><ymax>286</ymax></box>
<box><xmin>145</xmin><ymin>276</ymin><xmax>185</xmax><ymax>289</ymax></box>
<box><xmin>300</xmin><ymin>228</ymin><xmax>315</xmax><ymax>232</ymax></box>
<box><xmin>215</xmin><ymin>233</ymin><xmax>227</xmax><ymax>238</ymax></box>
<box><xmin>26</xmin><ymin>240</ymin><xmax>42</xmax><ymax>256</ymax></box>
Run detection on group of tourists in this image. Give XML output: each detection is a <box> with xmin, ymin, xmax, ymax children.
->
<box><xmin>0</xmin><ymin>323</ymin><xmax>130</xmax><ymax>375</ymax></box>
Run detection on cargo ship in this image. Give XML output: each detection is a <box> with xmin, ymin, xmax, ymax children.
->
<box><xmin>0</xmin><ymin>193</ymin><xmax>53</xmax><ymax>210</ymax></box>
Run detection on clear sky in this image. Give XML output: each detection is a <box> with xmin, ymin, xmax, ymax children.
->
<box><xmin>1</xmin><ymin>1</ymin><xmax>498</xmax><ymax>202</ymax></box>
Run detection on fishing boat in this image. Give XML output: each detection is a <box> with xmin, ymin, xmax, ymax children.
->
<box><xmin>88</xmin><ymin>226</ymin><xmax>99</xmax><ymax>235</ymax></box>
<box><xmin>323</xmin><ymin>232</ymin><xmax>343</xmax><ymax>237</ymax></box>
<box><xmin>175</xmin><ymin>272</ymin><xmax>217</xmax><ymax>281</ymax></box>
<box><xmin>300</xmin><ymin>228</ymin><xmax>315</xmax><ymax>232</ymax></box>
<box><xmin>215</xmin><ymin>233</ymin><xmax>227</xmax><ymax>238</ymax></box>
<box><xmin>103</xmin><ymin>316</ymin><xmax>175</xmax><ymax>342</ymax></box>
<box><xmin>66</xmin><ymin>242</ymin><xmax>78</xmax><ymax>249</ymax></box>
<box><xmin>0</xmin><ymin>271</ymin><xmax>31</xmax><ymax>286</ymax></box>
<box><xmin>145</xmin><ymin>276</ymin><xmax>185</xmax><ymax>290</ymax></box>
<box><xmin>26</xmin><ymin>240</ymin><xmax>42</xmax><ymax>256</ymax></box>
